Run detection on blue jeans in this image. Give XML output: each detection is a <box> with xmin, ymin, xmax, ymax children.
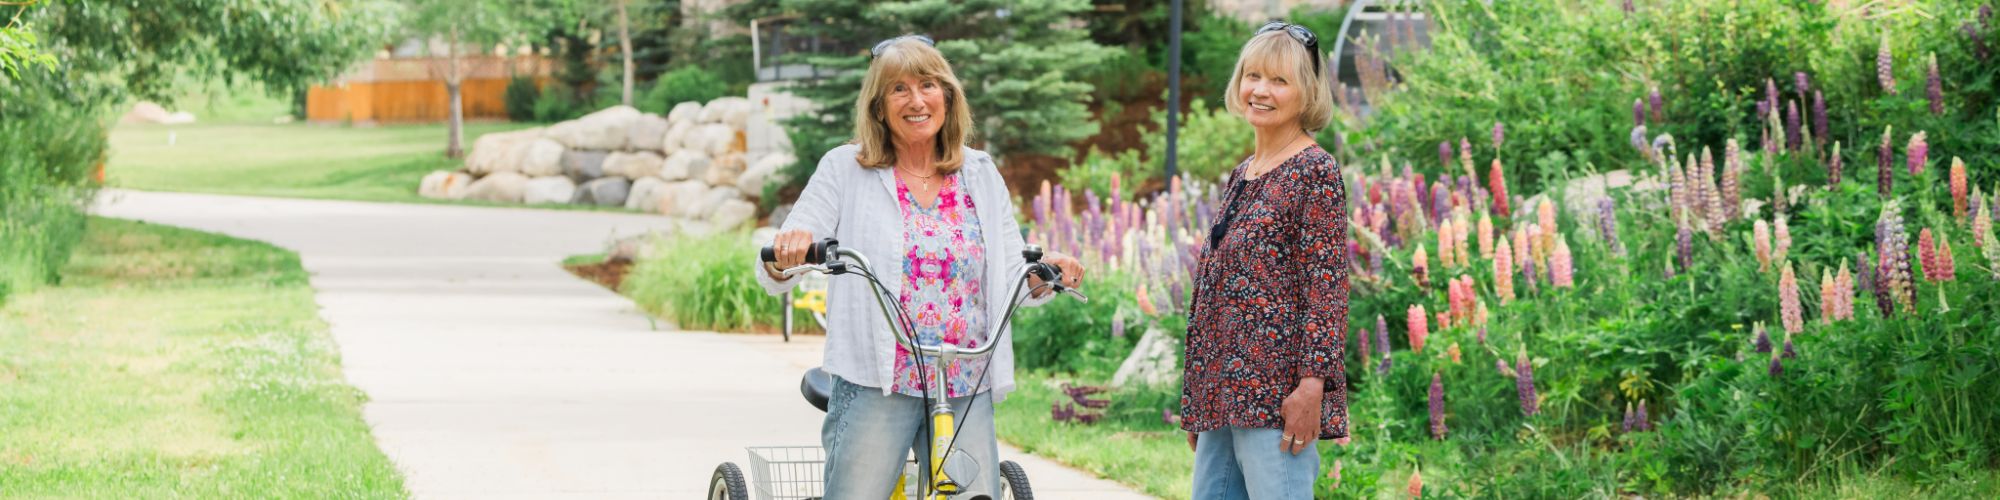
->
<box><xmin>821</xmin><ymin>375</ymin><xmax>998</xmax><ymax>500</ymax></box>
<box><xmin>1192</xmin><ymin>426</ymin><xmax>1321</xmax><ymax>500</ymax></box>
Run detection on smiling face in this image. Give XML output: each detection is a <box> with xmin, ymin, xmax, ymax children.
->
<box><xmin>882</xmin><ymin>74</ymin><xmax>948</xmax><ymax>146</ymax></box>
<box><xmin>1236</xmin><ymin>60</ymin><xmax>1304</xmax><ymax>132</ymax></box>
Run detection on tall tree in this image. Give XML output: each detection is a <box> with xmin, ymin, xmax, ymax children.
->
<box><xmin>617</xmin><ymin>0</ymin><xmax>635</xmax><ymax>106</ymax></box>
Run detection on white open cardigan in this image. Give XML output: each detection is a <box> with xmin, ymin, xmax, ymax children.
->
<box><xmin>754</xmin><ymin>144</ymin><xmax>1054</xmax><ymax>401</ymax></box>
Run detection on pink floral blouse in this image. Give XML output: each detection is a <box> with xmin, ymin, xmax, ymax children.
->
<box><xmin>889</xmin><ymin>173</ymin><xmax>988</xmax><ymax>398</ymax></box>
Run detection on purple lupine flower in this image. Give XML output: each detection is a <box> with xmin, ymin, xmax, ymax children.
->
<box><xmin>1676</xmin><ymin>222</ymin><xmax>1694</xmax><ymax>271</ymax></box>
<box><xmin>1631</xmin><ymin>125</ymin><xmax>1651</xmax><ymax>159</ymax></box>
<box><xmin>1756</xmin><ymin>100</ymin><xmax>1771</xmax><ymax>121</ymax></box>
<box><xmin>1769</xmin><ymin>355</ymin><xmax>1784</xmax><ymax>377</ymax></box>
<box><xmin>1634</xmin><ymin>98</ymin><xmax>1646</xmax><ymax>126</ymax></box>
<box><xmin>1429</xmin><ymin>372</ymin><xmax>1448</xmax><ymax>440</ymax></box>
<box><xmin>1786</xmin><ymin>100</ymin><xmax>1802</xmax><ymax>151</ymax></box>
<box><xmin>1492</xmin><ymin>121</ymin><xmax>1505</xmax><ymax>151</ymax></box>
<box><xmin>1782</xmin><ymin>333</ymin><xmax>1797</xmax><ymax>359</ymax></box>
<box><xmin>1515</xmin><ymin>350</ymin><xmax>1539</xmax><ymax>417</ymax></box>
<box><xmin>1622</xmin><ymin>0</ymin><xmax>1635</xmax><ymax>14</ymax></box>
<box><xmin>1966</xmin><ymin>23</ymin><xmax>1990</xmax><ymax>61</ymax></box>
<box><xmin>1377</xmin><ymin>354</ymin><xmax>1392</xmax><ymax>377</ymax></box>
<box><xmin>1829</xmin><ymin>141</ymin><xmax>1844</xmax><ymax>189</ymax></box>
<box><xmin>1358</xmin><ymin>319</ymin><xmax>1373</xmax><ymax>363</ymax></box>
<box><xmin>1813</xmin><ymin>90</ymin><xmax>1829</xmax><ymax>143</ymax></box>
<box><xmin>1857</xmin><ymin>250</ymin><xmax>1876</xmax><ymax>296</ymax></box>
<box><xmin>1439</xmin><ymin>141</ymin><xmax>1453</xmax><ymax>168</ymax></box>
<box><xmin>1370</xmin><ymin>249</ymin><xmax>1385</xmax><ymax>276</ymax></box>
<box><xmin>1598</xmin><ymin>197</ymin><xmax>1624</xmax><ymax>255</ymax></box>
<box><xmin>1637</xmin><ymin>401</ymin><xmax>1651</xmax><ymax>431</ymax></box>
<box><xmin>1432</xmin><ymin>183</ymin><xmax>1452</xmax><ymax>224</ymax></box>
<box><xmin>1878</xmin><ymin>126</ymin><xmax>1894</xmax><ymax>198</ymax></box>
<box><xmin>1927</xmin><ymin>53</ymin><xmax>1944</xmax><ymax>115</ymax></box>
<box><xmin>1623</xmin><ymin>403</ymin><xmax>1636</xmax><ymax>433</ymax></box>
<box><xmin>1375</xmin><ymin>314</ymin><xmax>1390</xmax><ymax>356</ymax></box>
<box><xmin>1169</xmin><ymin>281</ymin><xmax>1186</xmax><ymax>312</ymax></box>
<box><xmin>1765</xmin><ymin>78</ymin><xmax>1780</xmax><ymax>114</ymax></box>
<box><xmin>1496</xmin><ymin>358</ymin><xmax>1514</xmax><ymax>378</ymax></box>
<box><xmin>1649</xmin><ymin>88</ymin><xmax>1664</xmax><ymax>123</ymax></box>
<box><xmin>1162</xmin><ymin>408</ymin><xmax>1180</xmax><ymax>425</ymax></box>
<box><xmin>1984</xmin><ymin>4</ymin><xmax>1995</xmax><ymax>27</ymax></box>
<box><xmin>1795</xmin><ymin>71</ymin><xmax>1811</xmax><ymax>99</ymax></box>
<box><xmin>1111</xmin><ymin>316</ymin><xmax>1125</xmax><ymax>340</ymax></box>
<box><xmin>1522</xmin><ymin>256</ymin><xmax>1539</xmax><ymax>294</ymax></box>
<box><xmin>1754</xmin><ymin>323</ymin><xmax>1773</xmax><ymax>353</ymax></box>
<box><xmin>1879</xmin><ymin>33</ymin><xmax>1897</xmax><ymax>95</ymax></box>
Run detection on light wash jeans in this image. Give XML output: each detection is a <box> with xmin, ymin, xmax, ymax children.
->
<box><xmin>821</xmin><ymin>375</ymin><xmax>999</xmax><ymax>500</ymax></box>
<box><xmin>1192</xmin><ymin>426</ymin><xmax>1321</xmax><ymax>500</ymax></box>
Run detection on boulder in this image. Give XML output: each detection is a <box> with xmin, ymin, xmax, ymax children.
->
<box><xmin>465</xmin><ymin>127</ymin><xmax>545</xmax><ymax>175</ymax></box>
<box><xmin>685</xmin><ymin>186</ymin><xmax>744</xmax><ymax>220</ymax></box>
<box><xmin>686</xmin><ymin>123</ymin><xmax>742</xmax><ymax>158</ymax></box>
<box><xmin>1111</xmin><ymin>327</ymin><xmax>1183</xmax><ymax>388</ymax></box>
<box><xmin>523</xmin><ymin>176</ymin><xmax>578</xmax><ymax>204</ymax></box>
<box><xmin>659</xmin><ymin>180</ymin><xmax>714</xmax><ymax>217</ymax></box>
<box><xmin>766</xmin><ymin>203</ymin><xmax>794</xmax><ymax>228</ymax></box>
<box><xmin>602</xmin><ymin>151</ymin><xmax>665</xmax><ymax>179</ymax></box>
<box><xmin>659</xmin><ymin>120</ymin><xmax>694</xmax><ymax>157</ymax></box>
<box><xmin>626</xmin><ymin>113</ymin><xmax>669</xmax><ymax>151</ymax></box>
<box><xmin>463</xmin><ymin>172</ymin><xmax>530</xmax><ymax>203</ymax></box>
<box><xmin>704</xmin><ymin>152</ymin><xmax>748</xmax><ymax>187</ymax></box>
<box><xmin>699</xmin><ymin>97</ymin><xmax>755</xmax><ymax>129</ymax></box>
<box><xmin>736</xmin><ymin>152</ymin><xmax>794</xmax><ymax>196</ymax></box>
<box><xmin>574</xmin><ymin>177</ymin><xmax>632</xmax><ymax>207</ymax></box>
<box><xmin>544</xmin><ymin>105</ymin><xmax>641</xmax><ymax>150</ymax></box>
<box><xmin>562</xmin><ymin>149</ymin><xmax>611</xmax><ymax>182</ymax></box>
<box><xmin>418</xmin><ymin>170</ymin><xmax>475</xmax><ymax>200</ymax></box>
<box><xmin>626</xmin><ymin>176</ymin><xmax>668</xmax><ymax>212</ymax></box>
<box><xmin>709</xmin><ymin>199</ymin><xmax>758</xmax><ymax>230</ymax></box>
<box><xmin>660</xmin><ymin>149</ymin><xmax>711</xmax><ymax>182</ymax></box>
<box><xmin>667</xmin><ymin>101</ymin><xmax>703</xmax><ymax>125</ymax></box>
<box><xmin>519</xmin><ymin>139</ymin><xmax>567</xmax><ymax>177</ymax></box>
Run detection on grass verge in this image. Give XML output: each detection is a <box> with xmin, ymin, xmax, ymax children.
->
<box><xmin>0</xmin><ymin>217</ymin><xmax>406</xmax><ymax>497</ymax></box>
<box><xmin>107</xmin><ymin>121</ymin><xmax>539</xmax><ymax>206</ymax></box>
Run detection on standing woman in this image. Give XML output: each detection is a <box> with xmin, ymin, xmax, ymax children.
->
<box><xmin>756</xmin><ymin>36</ymin><xmax>1084</xmax><ymax>499</ymax></box>
<box><xmin>1180</xmin><ymin>21</ymin><xmax>1351</xmax><ymax>499</ymax></box>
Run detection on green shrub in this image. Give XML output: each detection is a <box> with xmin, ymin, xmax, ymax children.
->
<box><xmin>0</xmin><ymin>73</ymin><xmax>105</xmax><ymax>304</ymax></box>
<box><xmin>502</xmin><ymin>76</ymin><xmax>538</xmax><ymax>122</ymax></box>
<box><xmin>531</xmin><ymin>81</ymin><xmax>589</xmax><ymax>123</ymax></box>
<box><xmin>621</xmin><ymin>230</ymin><xmax>785</xmax><ymax>332</ymax></box>
<box><xmin>642</xmin><ymin>66</ymin><xmax>726</xmax><ymax>115</ymax></box>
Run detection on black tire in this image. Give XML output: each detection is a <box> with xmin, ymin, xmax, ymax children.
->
<box><xmin>999</xmin><ymin>460</ymin><xmax>1033</xmax><ymax>500</ymax></box>
<box><xmin>709</xmin><ymin>462</ymin><xmax>749</xmax><ymax>500</ymax></box>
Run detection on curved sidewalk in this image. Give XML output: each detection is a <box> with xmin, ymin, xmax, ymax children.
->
<box><xmin>92</xmin><ymin>190</ymin><xmax>1151</xmax><ymax>499</ymax></box>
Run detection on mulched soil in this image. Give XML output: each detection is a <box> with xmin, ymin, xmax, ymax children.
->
<box><xmin>564</xmin><ymin>257</ymin><xmax>632</xmax><ymax>292</ymax></box>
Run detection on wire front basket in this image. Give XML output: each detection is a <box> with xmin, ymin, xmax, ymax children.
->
<box><xmin>746</xmin><ymin>446</ymin><xmax>922</xmax><ymax>500</ymax></box>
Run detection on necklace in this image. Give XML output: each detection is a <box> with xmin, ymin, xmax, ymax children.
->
<box><xmin>898</xmin><ymin>164</ymin><xmax>938</xmax><ymax>192</ymax></box>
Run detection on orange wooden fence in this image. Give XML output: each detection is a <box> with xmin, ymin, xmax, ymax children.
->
<box><xmin>307</xmin><ymin>56</ymin><xmax>550</xmax><ymax>124</ymax></box>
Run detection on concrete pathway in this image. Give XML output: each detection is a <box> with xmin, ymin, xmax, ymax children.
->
<box><xmin>93</xmin><ymin>190</ymin><xmax>1152</xmax><ymax>499</ymax></box>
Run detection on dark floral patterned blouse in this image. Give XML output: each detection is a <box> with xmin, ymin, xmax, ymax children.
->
<box><xmin>1181</xmin><ymin>143</ymin><xmax>1351</xmax><ymax>440</ymax></box>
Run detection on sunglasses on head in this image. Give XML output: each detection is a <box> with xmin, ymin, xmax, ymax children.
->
<box><xmin>1256</xmin><ymin>21</ymin><xmax>1323</xmax><ymax>76</ymax></box>
<box><xmin>871</xmin><ymin>34</ymin><xmax>936</xmax><ymax>58</ymax></box>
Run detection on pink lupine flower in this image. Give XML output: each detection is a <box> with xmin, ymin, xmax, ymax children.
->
<box><xmin>1477</xmin><ymin>213</ymin><xmax>1494</xmax><ymax>260</ymax></box>
<box><xmin>1454</xmin><ymin>216</ymin><xmax>1472</xmax><ymax>266</ymax></box>
<box><xmin>1952</xmin><ymin>158</ymin><xmax>1969</xmax><ymax>223</ymax></box>
<box><xmin>1437</xmin><ymin>224</ymin><xmax>1454</xmax><ymax>271</ymax></box>
<box><xmin>1330</xmin><ymin>459</ymin><xmax>1343</xmax><ymax>488</ymax></box>
<box><xmin>1448</xmin><ymin>343</ymin><xmax>1463</xmax><ymax>363</ymax></box>
<box><xmin>1940</xmin><ymin>234</ymin><xmax>1957</xmax><ymax>281</ymax></box>
<box><xmin>1429</xmin><ymin>372</ymin><xmax>1448</xmax><ymax>440</ymax></box>
<box><xmin>1538</xmin><ymin>198</ymin><xmax>1558</xmax><ymax>251</ymax></box>
<box><xmin>1494</xmin><ymin>239</ymin><xmax>1516</xmax><ymax>303</ymax></box>
<box><xmin>1837</xmin><ymin>261</ymin><xmax>1856</xmax><ymax>320</ymax></box>
<box><xmin>1668</xmin><ymin>156</ymin><xmax>1688</xmax><ymax>223</ymax></box>
<box><xmin>1408</xmin><ymin>466</ymin><xmax>1424</xmax><ymax>497</ymax></box>
<box><xmin>1496</xmin><ymin>358</ymin><xmax>1515</xmax><ymax>378</ymax></box>
<box><xmin>1830</xmin><ymin>141</ymin><xmax>1844</xmax><ymax>189</ymax></box>
<box><xmin>1408</xmin><ymin>304</ymin><xmax>1429</xmax><ymax>351</ymax></box>
<box><xmin>1820</xmin><ymin>268</ymin><xmax>1838</xmax><ymax>324</ymax></box>
<box><xmin>1722</xmin><ymin>142</ymin><xmax>1742</xmax><ymax>221</ymax></box>
<box><xmin>1413</xmin><ymin>244</ymin><xmax>1430</xmax><ymax>288</ymax></box>
<box><xmin>1475</xmin><ymin>300</ymin><xmax>1489</xmax><ymax>326</ymax></box>
<box><xmin>1551</xmin><ymin>237</ymin><xmax>1575</xmax><ymax>288</ymax></box>
<box><xmin>1493</xmin><ymin>121</ymin><xmax>1506</xmax><ymax>152</ymax></box>
<box><xmin>1512</xmin><ymin>227</ymin><xmax>1531</xmax><ymax>274</ymax></box>
<box><xmin>1490</xmin><ymin>159</ymin><xmax>1510</xmax><ymax>218</ymax></box>
<box><xmin>1754</xmin><ymin>219</ymin><xmax>1773</xmax><ymax>272</ymax></box>
<box><xmin>1136</xmin><ymin>285</ymin><xmax>1157</xmax><ymax>315</ymax></box>
<box><xmin>1907</xmin><ymin>131</ymin><xmax>1929</xmax><ymax>176</ymax></box>
<box><xmin>1920</xmin><ymin>228</ymin><xmax>1938</xmax><ymax>282</ymax></box>
<box><xmin>1780</xmin><ymin>261</ymin><xmax>1804</xmax><ymax>334</ymax></box>
<box><xmin>1460</xmin><ymin>137</ymin><xmax>1475</xmax><ymax>178</ymax></box>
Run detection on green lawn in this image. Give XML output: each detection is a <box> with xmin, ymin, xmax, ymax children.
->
<box><xmin>108</xmin><ymin>121</ymin><xmax>537</xmax><ymax>205</ymax></box>
<box><xmin>0</xmin><ymin>217</ymin><xmax>406</xmax><ymax>498</ymax></box>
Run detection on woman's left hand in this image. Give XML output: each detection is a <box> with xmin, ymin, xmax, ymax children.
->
<box><xmin>1279</xmin><ymin>376</ymin><xmax>1324</xmax><ymax>455</ymax></box>
<box><xmin>1031</xmin><ymin>251</ymin><xmax>1085</xmax><ymax>296</ymax></box>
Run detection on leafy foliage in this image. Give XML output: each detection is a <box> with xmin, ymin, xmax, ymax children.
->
<box><xmin>640</xmin><ymin>65</ymin><xmax>727</xmax><ymax>114</ymax></box>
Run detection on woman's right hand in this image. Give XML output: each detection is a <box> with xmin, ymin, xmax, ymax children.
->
<box><xmin>766</xmin><ymin>229</ymin><xmax>816</xmax><ymax>279</ymax></box>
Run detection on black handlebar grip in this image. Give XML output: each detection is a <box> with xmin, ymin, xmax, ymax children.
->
<box><xmin>760</xmin><ymin>238</ymin><xmax>839</xmax><ymax>264</ymax></box>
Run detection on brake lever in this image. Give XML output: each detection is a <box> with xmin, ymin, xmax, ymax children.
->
<box><xmin>1060</xmin><ymin>288</ymin><xmax>1089</xmax><ymax>302</ymax></box>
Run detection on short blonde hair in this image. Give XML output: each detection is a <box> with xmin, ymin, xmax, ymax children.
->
<box><xmin>1223</xmin><ymin>30</ymin><xmax>1335</xmax><ymax>134</ymax></box>
<box><xmin>851</xmin><ymin>39</ymin><xmax>974</xmax><ymax>173</ymax></box>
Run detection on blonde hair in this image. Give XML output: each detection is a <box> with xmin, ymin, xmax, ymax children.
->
<box><xmin>852</xmin><ymin>39</ymin><xmax>974</xmax><ymax>173</ymax></box>
<box><xmin>1223</xmin><ymin>30</ymin><xmax>1335</xmax><ymax>134</ymax></box>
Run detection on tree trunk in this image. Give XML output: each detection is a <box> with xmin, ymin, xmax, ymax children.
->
<box><xmin>617</xmin><ymin>0</ymin><xmax>634</xmax><ymax>107</ymax></box>
<box><xmin>446</xmin><ymin>24</ymin><xmax>466</xmax><ymax>159</ymax></box>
